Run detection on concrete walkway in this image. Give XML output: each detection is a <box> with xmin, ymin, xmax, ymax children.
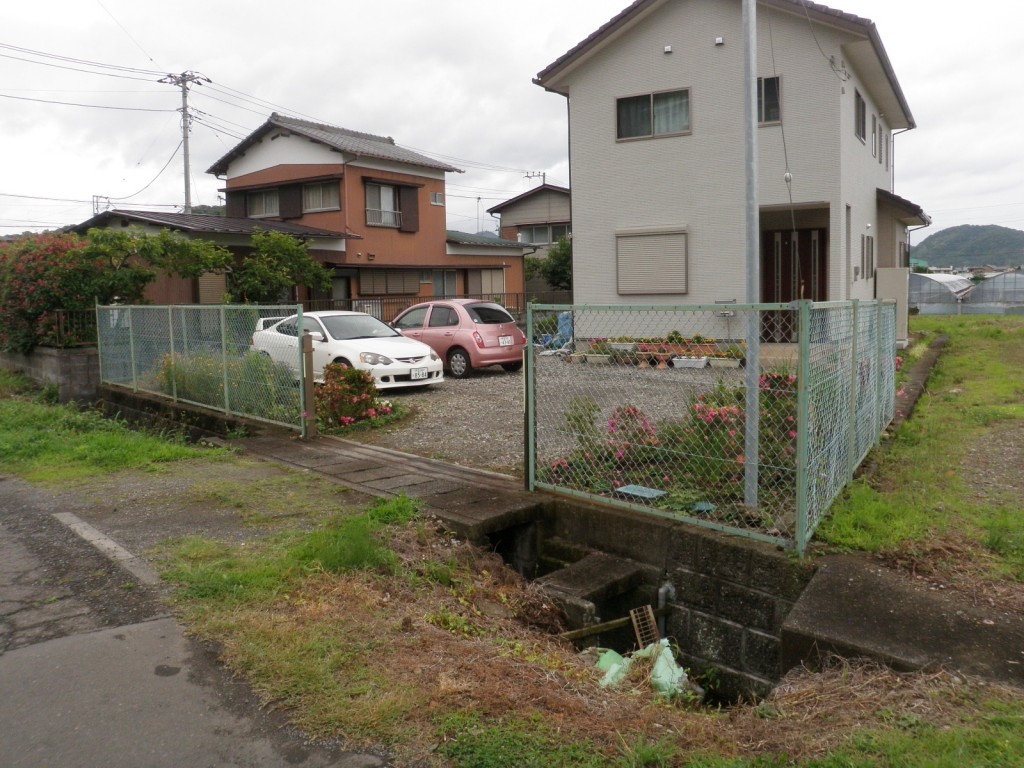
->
<box><xmin>236</xmin><ymin>433</ymin><xmax>544</xmax><ymax>541</ymax></box>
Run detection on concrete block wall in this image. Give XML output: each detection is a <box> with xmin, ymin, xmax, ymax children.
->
<box><xmin>0</xmin><ymin>347</ymin><xmax>100</xmax><ymax>402</ymax></box>
<box><xmin>540</xmin><ymin>500</ymin><xmax>814</xmax><ymax>700</ymax></box>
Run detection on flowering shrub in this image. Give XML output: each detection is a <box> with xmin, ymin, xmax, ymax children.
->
<box><xmin>0</xmin><ymin>233</ymin><xmax>151</xmax><ymax>353</ymax></box>
<box><xmin>541</xmin><ymin>372</ymin><xmax>800</xmax><ymax>519</ymax></box>
<box><xmin>315</xmin><ymin>364</ymin><xmax>394</xmax><ymax>432</ymax></box>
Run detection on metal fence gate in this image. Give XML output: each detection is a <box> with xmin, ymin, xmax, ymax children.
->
<box><xmin>525</xmin><ymin>300</ymin><xmax>897</xmax><ymax>554</ymax></box>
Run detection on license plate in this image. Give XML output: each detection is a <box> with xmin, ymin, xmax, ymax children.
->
<box><xmin>499</xmin><ymin>335</ymin><xmax>513</xmax><ymax>346</ymax></box>
<box><xmin>411</xmin><ymin>367</ymin><xmax>428</xmax><ymax>380</ymax></box>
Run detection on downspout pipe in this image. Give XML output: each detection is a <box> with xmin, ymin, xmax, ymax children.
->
<box><xmin>657</xmin><ymin>581</ymin><xmax>676</xmax><ymax>637</ymax></box>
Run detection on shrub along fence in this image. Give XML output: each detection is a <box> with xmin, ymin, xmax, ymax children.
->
<box><xmin>525</xmin><ymin>300</ymin><xmax>897</xmax><ymax>555</ymax></box>
<box><xmin>96</xmin><ymin>304</ymin><xmax>308</xmax><ymax>434</ymax></box>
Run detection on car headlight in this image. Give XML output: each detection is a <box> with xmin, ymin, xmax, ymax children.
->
<box><xmin>429</xmin><ymin>350</ymin><xmax>440</xmax><ymax>361</ymax></box>
<box><xmin>359</xmin><ymin>352</ymin><xmax>394</xmax><ymax>366</ymax></box>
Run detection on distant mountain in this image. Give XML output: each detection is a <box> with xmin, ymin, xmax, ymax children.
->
<box><xmin>913</xmin><ymin>224</ymin><xmax>1024</xmax><ymax>268</ymax></box>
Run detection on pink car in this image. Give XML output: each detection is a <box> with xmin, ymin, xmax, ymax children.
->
<box><xmin>392</xmin><ymin>299</ymin><xmax>527</xmax><ymax>378</ymax></box>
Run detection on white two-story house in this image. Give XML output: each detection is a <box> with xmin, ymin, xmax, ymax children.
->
<box><xmin>534</xmin><ymin>0</ymin><xmax>928</xmax><ymax>319</ymax></box>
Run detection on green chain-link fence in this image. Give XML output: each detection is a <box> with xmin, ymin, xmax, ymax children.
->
<box><xmin>525</xmin><ymin>300</ymin><xmax>897</xmax><ymax>554</ymax></box>
<box><xmin>96</xmin><ymin>305</ymin><xmax>306</xmax><ymax>433</ymax></box>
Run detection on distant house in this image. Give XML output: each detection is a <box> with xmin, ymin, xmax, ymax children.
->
<box><xmin>534</xmin><ymin>0</ymin><xmax>929</xmax><ymax>313</ymax></box>
<box><xmin>488</xmin><ymin>183</ymin><xmax>571</xmax><ymax>293</ymax></box>
<box><xmin>77</xmin><ymin>113</ymin><xmax>529</xmax><ymax>311</ymax></box>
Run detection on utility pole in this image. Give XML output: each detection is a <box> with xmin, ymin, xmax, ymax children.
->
<box><xmin>525</xmin><ymin>171</ymin><xmax>546</xmax><ymax>186</ymax></box>
<box><xmin>159</xmin><ymin>71</ymin><xmax>210</xmax><ymax>214</ymax></box>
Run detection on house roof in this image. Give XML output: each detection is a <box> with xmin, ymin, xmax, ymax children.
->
<box><xmin>486</xmin><ymin>183</ymin><xmax>571</xmax><ymax>215</ymax></box>
<box><xmin>535</xmin><ymin>0</ymin><xmax>915</xmax><ymax>129</ymax></box>
<box><xmin>206</xmin><ymin>113</ymin><xmax>462</xmax><ymax>176</ymax></box>
<box><xmin>877</xmin><ymin>189</ymin><xmax>931</xmax><ymax>227</ymax></box>
<box><xmin>72</xmin><ymin>209</ymin><xmax>357</xmax><ymax>239</ymax></box>
<box><xmin>445</xmin><ymin>230</ymin><xmax>526</xmax><ymax>249</ymax></box>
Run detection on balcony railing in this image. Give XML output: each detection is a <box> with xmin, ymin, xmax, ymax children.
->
<box><xmin>365</xmin><ymin>208</ymin><xmax>402</xmax><ymax>228</ymax></box>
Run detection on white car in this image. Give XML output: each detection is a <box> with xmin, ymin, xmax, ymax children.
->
<box><xmin>251</xmin><ymin>311</ymin><xmax>444</xmax><ymax>389</ymax></box>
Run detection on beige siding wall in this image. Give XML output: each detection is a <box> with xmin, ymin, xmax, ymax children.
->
<box><xmin>559</xmin><ymin>1</ymin><xmax>898</xmax><ymax>305</ymax></box>
<box><xmin>499</xmin><ymin>190</ymin><xmax>571</xmax><ymax>228</ymax></box>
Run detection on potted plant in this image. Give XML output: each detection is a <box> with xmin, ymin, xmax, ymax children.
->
<box><xmin>585</xmin><ymin>339</ymin><xmax>613</xmax><ymax>364</ymax></box>
<box><xmin>709</xmin><ymin>343</ymin><xmax>745</xmax><ymax>368</ymax></box>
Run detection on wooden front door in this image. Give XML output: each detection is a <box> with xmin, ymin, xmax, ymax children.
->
<box><xmin>761</xmin><ymin>228</ymin><xmax>827</xmax><ymax>341</ymax></box>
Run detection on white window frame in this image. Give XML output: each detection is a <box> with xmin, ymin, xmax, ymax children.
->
<box><xmin>757</xmin><ymin>75</ymin><xmax>781</xmax><ymax>124</ymax></box>
<box><xmin>616</xmin><ymin>227</ymin><xmax>688</xmax><ymax>295</ymax></box>
<box><xmin>302</xmin><ymin>181</ymin><xmax>340</xmax><ymax>213</ymax></box>
<box><xmin>247</xmin><ymin>189</ymin><xmax>279</xmax><ymax>218</ymax></box>
<box><xmin>430</xmin><ymin>192</ymin><xmax>445</xmax><ymax>206</ymax></box>
<box><xmin>855</xmin><ymin>90</ymin><xmax>867</xmax><ymax>142</ymax></box>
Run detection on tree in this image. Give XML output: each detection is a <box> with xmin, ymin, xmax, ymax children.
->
<box><xmin>0</xmin><ymin>228</ymin><xmax>236</xmax><ymax>353</ymax></box>
<box><xmin>229</xmin><ymin>229</ymin><xmax>332</xmax><ymax>303</ymax></box>
<box><xmin>525</xmin><ymin>235</ymin><xmax>572</xmax><ymax>291</ymax></box>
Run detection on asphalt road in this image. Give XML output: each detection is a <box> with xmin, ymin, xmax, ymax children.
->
<box><xmin>0</xmin><ymin>476</ymin><xmax>387</xmax><ymax>768</ymax></box>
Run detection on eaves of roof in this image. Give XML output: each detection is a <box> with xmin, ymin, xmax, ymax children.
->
<box><xmin>486</xmin><ymin>183</ymin><xmax>571</xmax><ymax>215</ymax></box>
<box><xmin>535</xmin><ymin>0</ymin><xmax>914</xmax><ymax>129</ymax></box>
<box><xmin>877</xmin><ymin>189</ymin><xmax>931</xmax><ymax>227</ymax></box>
<box><xmin>72</xmin><ymin>210</ymin><xmax>357</xmax><ymax>239</ymax></box>
<box><xmin>206</xmin><ymin>113</ymin><xmax>461</xmax><ymax>177</ymax></box>
<box><xmin>445</xmin><ymin>230</ymin><xmax>526</xmax><ymax>249</ymax></box>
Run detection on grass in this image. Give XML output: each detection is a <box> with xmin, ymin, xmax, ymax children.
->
<box><xmin>0</xmin><ymin>370</ymin><xmax>225</xmax><ymax>482</ymax></box>
<box><xmin>818</xmin><ymin>315</ymin><xmax>1024</xmax><ymax>579</ymax></box>
<box><xmin>4</xmin><ymin>346</ymin><xmax>1024</xmax><ymax>766</ymax></box>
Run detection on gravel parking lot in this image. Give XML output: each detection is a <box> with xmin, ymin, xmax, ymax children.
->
<box><xmin>346</xmin><ymin>365</ymin><xmax>528</xmax><ymax>476</ymax></box>
<box><xmin>343</xmin><ymin>356</ymin><xmax>746</xmax><ymax>478</ymax></box>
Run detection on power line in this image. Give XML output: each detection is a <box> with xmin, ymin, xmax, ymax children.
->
<box><xmin>108</xmin><ymin>140</ymin><xmax>183</xmax><ymax>200</ymax></box>
<box><xmin>0</xmin><ymin>92</ymin><xmax>175</xmax><ymax>112</ymax></box>
<box><xmin>95</xmin><ymin>0</ymin><xmax>158</xmax><ymax>66</ymax></box>
<box><xmin>0</xmin><ymin>41</ymin><xmax>164</xmax><ymax>76</ymax></box>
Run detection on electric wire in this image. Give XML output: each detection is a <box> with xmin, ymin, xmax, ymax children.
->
<box><xmin>108</xmin><ymin>140</ymin><xmax>183</xmax><ymax>200</ymax></box>
<box><xmin>798</xmin><ymin>0</ymin><xmax>849</xmax><ymax>82</ymax></box>
<box><xmin>0</xmin><ymin>52</ymin><xmax>162</xmax><ymax>83</ymax></box>
<box><xmin>95</xmin><ymin>0</ymin><xmax>158</xmax><ymax>66</ymax></box>
<box><xmin>0</xmin><ymin>42</ymin><xmax>165</xmax><ymax>76</ymax></box>
<box><xmin>0</xmin><ymin>92</ymin><xmax>175</xmax><ymax>112</ymax></box>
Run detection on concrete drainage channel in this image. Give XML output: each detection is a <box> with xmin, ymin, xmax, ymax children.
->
<box><xmin>488</xmin><ymin>499</ymin><xmax>815</xmax><ymax>703</ymax></box>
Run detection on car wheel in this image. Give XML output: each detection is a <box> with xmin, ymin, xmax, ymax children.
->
<box><xmin>447</xmin><ymin>348</ymin><xmax>473</xmax><ymax>378</ymax></box>
<box><xmin>332</xmin><ymin>357</ymin><xmax>353</xmax><ymax>369</ymax></box>
<box><xmin>501</xmin><ymin>361</ymin><xmax>523</xmax><ymax>372</ymax></box>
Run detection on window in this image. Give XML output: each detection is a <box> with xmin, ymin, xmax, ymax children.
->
<box><xmin>878</xmin><ymin>126</ymin><xmax>885</xmax><ymax>165</ymax></box>
<box><xmin>854</xmin><ymin>90</ymin><xmax>866</xmax><ymax>142</ymax></box>
<box><xmin>302</xmin><ymin>182</ymin><xmax>340</xmax><ymax>212</ymax></box>
<box><xmin>428</xmin><ymin>306</ymin><xmax>459</xmax><ymax>328</ymax></box>
<box><xmin>467</xmin><ymin>268</ymin><xmax>505</xmax><ymax>295</ymax></box>
<box><xmin>866</xmin><ymin>236</ymin><xmax>875</xmax><ymax>279</ymax></box>
<box><xmin>247</xmin><ymin>189</ymin><xmax>279</xmax><ymax>217</ymax></box>
<box><xmin>393</xmin><ymin>306</ymin><xmax>428</xmax><ymax>330</ymax></box>
<box><xmin>365</xmin><ymin>183</ymin><xmax>401</xmax><ymax>228</ymax></box>
<box><xmin>758</xmin><ymin>76</ymin><xmax>781</xmax><ymax>124</ymax></box>
<box><xmin>616</xmin><ymin>89</ymin><xmax>690</xmax><ymax>139</ymax></box>
<box><xmin>616</xmin><ymin>229</ymin><xmax>688</xmax><ymax>294</ymax></box>
<box><xmin>433</xmin><ymin>270</ymin><xmax>456</xmax><ymax>297</ymax></box>
<box><xmin>430</xmin><ymin>192</ymin><xmax>445</xmax><ymax>206</ymax></box>
<box><xmin>360</xmin><ymin>269</ymin><xmax>419</xmax><ymax>294</ymax></box>
<box><xmin>871</xmin><ymin>114</ymin><xmax>877</xmax><ymax>157</ymax></box>
<box><xmin>519</xmin><ymin>224</ymin><xmax>570</xmax><ymax>244</ymax></box>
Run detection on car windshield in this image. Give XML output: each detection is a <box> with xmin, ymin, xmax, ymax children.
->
<box><xmin>466</xmin><ymin>303</ymin><xmax>514</xmax><ymax>324</ymax></box>
<box><xmin>320</xmin><ymin>314</ymin><xmax>401</xmax><ymax>340</ymax></box>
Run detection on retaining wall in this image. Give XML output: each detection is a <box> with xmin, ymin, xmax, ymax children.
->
<box><xmin>0</xmin><ymin>347</ymin><xmax>100</xmax><ymax>402</ymax></box>
<box><xmin>540</xmin><ymin>500</ymin><xmax>815</xmax><ymax>699</ymax></box>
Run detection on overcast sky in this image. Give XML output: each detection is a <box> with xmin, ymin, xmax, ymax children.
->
<box><xmin>2</xmin><ymin>1</ymin><xmax>1021</xmax><ymax>244</ymax></box>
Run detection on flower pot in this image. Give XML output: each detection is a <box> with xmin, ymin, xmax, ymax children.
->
<box><xmin>709</xmin><ymin>357</ymin><xmax>742</xmax><ymax>369</ymax></box>
<box><xmin>585</xmin><ymin>354</ymin><xmax>611</xmax><ymax>365</ymax></box>
<box><xmin>671</xmin><ymin>356</ymin><xmax>708</xmax><ymax>369</ymax></box>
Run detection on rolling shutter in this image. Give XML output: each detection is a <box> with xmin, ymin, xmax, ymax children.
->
<box><xmin>616</xmin><ymin>230</ymin><xmax>688</xmax><ymax>294</ymax></box>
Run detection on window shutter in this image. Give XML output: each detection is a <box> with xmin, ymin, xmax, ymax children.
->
<box><xmin>226</xmin><ymin>192</ymin><xmax>245</xmax><ymax>218</ymax></box>
<box><xmin>279</xmin><ymin>184</ymin><xmax>302</xmax><ymax>219</ymax></box>
<box><xmin>398</xmin><ymin>186</ymin><xmax>419</xmax><ymax>232</ymax></box>
<box><xmin>616</xmin><ymin>231</ymin><xmax>688</xmax><ymax>294</ymax></box>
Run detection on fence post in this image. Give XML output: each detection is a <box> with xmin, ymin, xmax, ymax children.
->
<box><xmin>219</xmin><ymin>305</ymin><xmax>231</xmax><ymax>415</ymax></box>
<box><xmin>874</xmin><ymin>301</ymin><xmax>884</xmax><ymax>447</ymax></box>
<box><xmin>795</xmin><ymin>300</ymin><xmax>812</xmax><ymax>554</ymax></box>
<box><xmin>167</xmin><ymin>306</ymin><xmax>178</xmax><ymax>402</ymax></box>
<box><xmin>525</xmin><ymin>303</ymin><xmax>536</xmax><ymax>491</ymax></box>
<box><xmin>127</xmin><ymin>306</ymin><xmax>138</xmax><ymax>392</ymax></box>
<box><xmin>301</xmin><ymin>330</ymin><xmax>317</xmax><ymax>439</ymax></box>
<box><xmin>847</xmin><ymin>299</ymin><xmax>859</xmax><ymax>482</ymax></box>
